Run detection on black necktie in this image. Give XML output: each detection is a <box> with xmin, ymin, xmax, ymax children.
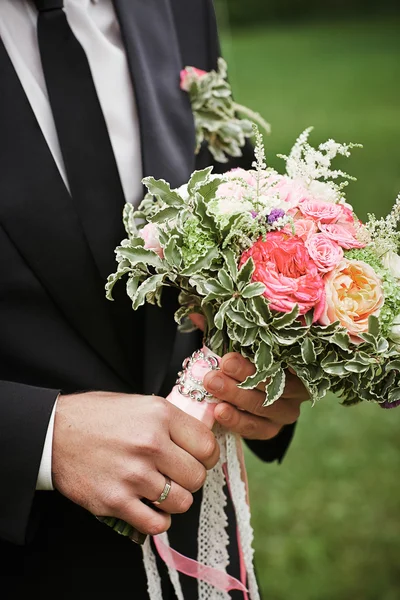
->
<box><xmin>33</xmin><ymin>0</ymin><xmax>127</xmax><ymax>280</ymax></box>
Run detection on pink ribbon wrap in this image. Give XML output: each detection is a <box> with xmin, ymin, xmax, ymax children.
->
<box><xmin>152</xmin><ymin>346</ymin><xmax>249</xmax><ymax>596</ymax></box>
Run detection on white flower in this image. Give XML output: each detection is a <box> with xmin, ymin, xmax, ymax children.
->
<box><xmin>215</xmin><ymin>197</ymin><xmax>253</xmax><ymax>216</ymax></box>
<box><xmin>307</xmin><ymin>180</ymin><xmax>341</xmax><ymax>204</ymax></box>
<box><xmin>382</xmin><ymin>250</ymin><xmax>400</xmax><ymax>280</ymax></box>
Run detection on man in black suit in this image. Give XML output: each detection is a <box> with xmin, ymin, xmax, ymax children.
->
<box><xmin>0</xmin><ymin>1</ymin><xmax>306</xmax><ymax>598</ymax></box>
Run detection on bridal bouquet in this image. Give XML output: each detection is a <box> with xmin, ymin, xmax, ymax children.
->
<box><xmin>107</xmin><ymin>127</ymin><xmax>400</xmax><ymax>410</ymax></box>
<box><xmin>106</xmin><ymin>126</ymin><xmax>400</xmax><ymax>599</ymax></box>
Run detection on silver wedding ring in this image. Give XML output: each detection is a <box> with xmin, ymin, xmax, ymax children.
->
<box><xmin>153</xmin><ymin>476</ymin><xmax>172</xmax><ymax>505</ymax></box>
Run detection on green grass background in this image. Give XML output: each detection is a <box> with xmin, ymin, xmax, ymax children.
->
<box><xmin>220</xmin><ymin>17</ymin><xmax>400</xmax><ymax>600</ymax></box>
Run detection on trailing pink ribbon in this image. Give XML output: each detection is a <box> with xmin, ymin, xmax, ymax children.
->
<box><xmin>154</xmin><ymin>535</ymin><xmax>248</xmax><ymax>594</ymax></box>
<box><xmin>158</xmin><ymin>346</ymin><xmax>250</xmax><ymax>597</ymax></box>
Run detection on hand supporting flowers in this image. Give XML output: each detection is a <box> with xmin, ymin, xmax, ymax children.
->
<box><xmin>205</xmin><ymin>353</ymin><xmax>306</xmax><ymax>440</ymax></box>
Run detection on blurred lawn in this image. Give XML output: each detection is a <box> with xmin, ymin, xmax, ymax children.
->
<box><xmin>220</xmin><ymin>17</ymin><xmax>400</xmax><ymax>600</ymax></box>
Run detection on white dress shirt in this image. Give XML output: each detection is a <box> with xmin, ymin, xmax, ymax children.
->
<box><xmin>0</xmin><ymin>0</ymin><xmax>143</xmax><ymax>490</ymax></box>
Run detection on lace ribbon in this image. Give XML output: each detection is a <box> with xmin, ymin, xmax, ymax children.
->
<box><xmin>142</xmin><ymin>347</ymin><xmax>260</xmax><ymax>599</ymax></box>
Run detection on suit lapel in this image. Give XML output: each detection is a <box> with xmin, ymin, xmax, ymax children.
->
<box><xmin>0</xmin><ymin>40</ymin><xmax>135</xmax><ymax>389</ymax></box>
<box><xmin>114</xmin><ymin>0</ymin><xmax>197</xmax><ymax>394</ymax></box>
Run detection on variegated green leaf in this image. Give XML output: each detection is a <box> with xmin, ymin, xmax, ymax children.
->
<box><xmin>214</xmin><ymin>299</ymin><xmax>232</xmax><ymax>330</ymax></box>
<box><xmin>388</xmin><ymin>387</ymin><xmax>400</xmax><ymax>403</ymax></box>
<box><xmin>272</xmin><ymin>328</ymin><xmax>307</xmax><ymax>345</ymax></box>
<box><xmin>196</xmin><ymin>178</ymin><xmax>224</xmax><ymax>202</ymax></box>
<box><xmin>174</xmin><ymin>305</ymin><xmax>193</xmax><ymax>324</ymax></box>
<box><xmin>218</xmin><ymin>268</ymin><xmax>234</xmax><ymax>292</ymax></box>
<box><xmin>241</xmin><ymin>282</ymin><xmax>266</xmax><ymax>298</ymax></box>
<box><xmin>222</xmin><ymin>248</ymin><xmax>238</xmax><ymax>281</ymax></box>
<box><xmin>203</xmin><ymin>278</ymin><xmax>232</xmax><ymax>297</ymax></box>
<box><xmin>263</xmin><ymin>368</ymin><xmax>286</xmax><ymax>406</ymax></box>
<box><xmin>259</xmin><ymin>328</ymin><xmax>274</xmax><ymax>346</ymax></box>
<box><xmin>180</xmin><ymin>247</ymin><xmax>220</xmax><ymax>276</ymax></box>
<box><xmin>187</xmin><ymin>167</ymin><xmax>213</xmax><ymax>194</ymax></box>
<box><xmin>126</xmin><ymin>276</ymin><xmax>140</xmax><ymax>301</ymax></box>
<box><xmin>105</xmin><ymin>266</ymin><xmax>131</xmax><ymax>300</ymax></box>
<box><xmin>149</xmin><ymin>206</ymin><xmax>179</xmax><ymax>223</ymax></box>
<box><xmin>226</xmin><ymin>307</ymin><xmax>254</xmax><ymax>329</ymax></box>
<box><xmin>331</xmin><ymin>332</ymin><xmax>350</xmax><ymax>351</ymax></box>
<box><xmin>301</xmin><ymin>338</ymin><xmax>316</xmax><ymax>364</ymax></box>
<box><xmin>251</xmin><ymin>296</ymin><xmax>272</xmax><ymax>325</ymax></box>
<box><xmin>322</xmin><ymin>363</ymin><xmax>348</xmax><ymax>376</ymax></box>
<box><xmin>132</xmin><ymin>274</ymin><xmax>164</xmax><ymax>310</ymax></box>
<box><xmin>118</xmin><ymin>246</ymin><xmax>164</xmax><ymax>269</ymax></box>
<box><xmin>142</xmin><ymin>177</ymin><xmax>183</xmax><ymax>207</ymax></box>
<box><xmin>194</xmin><ymin>194</ymin><xmax>218</xmax><ymax>233</ymax></box>
<box><xmin>163</xmin><ymin>237</ymin><xmax>182</xmax><ymax>269</ymax></box>
<box><xmin>239</xmin><ymin>369</ymin><xmax>269</xmax><ymax>390</ymax></box>
<box><xmin>358</xmin><ymin>332</ymin><xmax>377</xmax><ymax>345</ymax></box>
<box><xmin>241</xmin><ymin>327</ymin><xmax>258</xmax><ymax>347</ymax></box>
<box><xmin>237</xmin><ymin>258</ymin><xmax>254</xmax><ymax>286</ymax></box>
<box><xmin>368</xmin><ymin>315</ymin><xmax>381</xmax><ymax>338</ymax></box>
<box><xmin>272</xmin><ymin>304</ymin><xmax>300</xmax><ymax>329</ymax></box>
<box><xmin>256</xmin><ymin>342</ymin><xmax>273</xmax><ymax>372</ymax></box>
<box><xmin>386</xmin><ymin>360</ymin><xmax>400</xmax><ymax>373</ymax></box>
<box><xmin>376</xmin><ymin>338</ymin><xmax>389</xmax><ymax>353</ymax></box>
<box><xmin>304</xmin><ymin>309</ymin><xmax>314</xmax><ymax>327</ymax></box>
<box><xmin>344</xmin><ymin>361</ymin><xmax>370</xmax><ymax>374</ymax></box>
<box><xmin>208</xmin><ymin>328</ymin><xmax>224</xmax><ymax>354</ymax></box>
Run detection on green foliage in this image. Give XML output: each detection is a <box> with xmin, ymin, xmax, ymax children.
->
<box><xmin>216</xmin><ymin>0</ymin><xmax>400</xmax><ymax>27</ymax></box>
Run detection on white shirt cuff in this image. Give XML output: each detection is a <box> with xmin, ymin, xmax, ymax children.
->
<box><xmin>36</xmin><ymin>397</ymin><xmax>58</xmax><ymax>491</ymax></box>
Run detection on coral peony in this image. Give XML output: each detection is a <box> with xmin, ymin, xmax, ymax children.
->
<box><xmin>240</xmin><ymin>231</ymin><xmax>325</xmax><ymax>319</ymax></box>
<box><xmin>305</xmin><ymin>233</ymin><xmax>344</xmax><ymax>273</ymax></box>
<box><xmin>319</xmin><ymin>259</ymin><xmax>384</xmax><ymax>338</ymax></box>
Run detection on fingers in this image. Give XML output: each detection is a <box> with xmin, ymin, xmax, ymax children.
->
<box><xmin>169</xmin><ymin>406</ymin><xmax>220</xmax><ymax>470</ymax></box>
<box><xmin>220</xmin><ymin>353</ymin><xmax>256</xmax><ymax>383</ymax></box>
<box><xmin>115</xmin><ymin>497</ymin><xmax>172</xmax><ymax>537</ymax></box>
<box><xmin>188</xmin><ymin>313</ymin><xmax>206</xmax><ymax>331</ymax></box>
<box><xmin>214</xmin><ymin>403</ymin><xmax>282</xmax><ymax>440</ymax></box>
<box><xmin>135</xmin><ymin>470</ymin><xmax>194</xmax><ymax>515</ymax></box>
<box><xmin>157</xmin><ymin>442</ymin><xmax>207</xmax><ymax>493</ymax></box>
<box><xmin>204</xmin><ymin>368</ymin><xmax>263</xmax><ymax>415</ymax></box>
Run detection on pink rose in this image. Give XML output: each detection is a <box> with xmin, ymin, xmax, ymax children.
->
<box><xmin>180</xmin><ymin>67</ymin><xmax>207</xmax><ymax>92</ymax></box>
<box><xmin>284</xmin><ymin>219</ymin><xmax>318</xmax><ymax>242</ymax></box>
<box><xmin>140</xmin><ymin>223</ymin><xmax>164</xmax><ymax>258</ymax></box>
<box><xmin>239</xmin><ymin>231</ymin><xmax>326</xmax><ymax>320</ymax></box>
<box><xmin>338</xmin><ymin>203</ymin><xmax>355</xmax><ymax>224</ymax></box>
<box><xmin>299</xmin><ymin>199</ymin><xmax>344</xmax><ymax>224</ymax></box>
<box><xmin>318</xmin><ymin>222</ymin><xmax>365</xmax><ymax>249</ymax></box>
<box><xmin>319</xmin><ymin>259</ymin><xmax>384</xmax><ymax>339</ymax></box>
<box><xmin>216</xmin><ymin>168</ymin><xmax>258</xmax><ymax>202</ymax></box>
<box><xmin>272</xmin><ymin>177</ymin><xmax>311</xmax><ymax>209</ymax></box>
<box><xmin>305</xmin><ymin>233</ymin><xmax>344</xmax><ymax>273</ymax></box>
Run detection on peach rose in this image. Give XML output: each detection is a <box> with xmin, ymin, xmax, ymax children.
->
<box><xmin>305</xmin><ymin>234</ymin><xmax>344</xmax><ymax>273</ymax></box>
<box><xmin>140</xmin><ymin>223</ymin><xmax>164</xmax><ymax>258</ymax></box>
<box><xmin>299</xmin><ymin>199</ymin><xmax>344</xmax><ymax>224</ymax></box>
<box><xmin>318</xmin><ymin>222</ymin><xmax>365</xmax><ymax>250</ymax></box>
<box><xmin>319</xmin><ymin>259</ymin><xmax>384</xmax><ymax>338</ymax></box>
<box><xmin>180</xmin><ymin>67</ymin><xmax>207</xmax><ymax>92</ymax></box>
<box><xmin>240</xmin><ymin>231</ymin><xmax>326</xmax><ymax>320</ymax></box>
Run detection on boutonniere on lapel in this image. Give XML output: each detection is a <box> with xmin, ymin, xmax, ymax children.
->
<box><xmin>180</xmin><ymin>57</ymin><xmax>270</xmax><ymax>163</ymax></box>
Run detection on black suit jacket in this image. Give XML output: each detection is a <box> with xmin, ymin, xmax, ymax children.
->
<box><xmin>0</xmin><ymin>1</ymin><xmax>295</xmax><ymax>597</ymax></box>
